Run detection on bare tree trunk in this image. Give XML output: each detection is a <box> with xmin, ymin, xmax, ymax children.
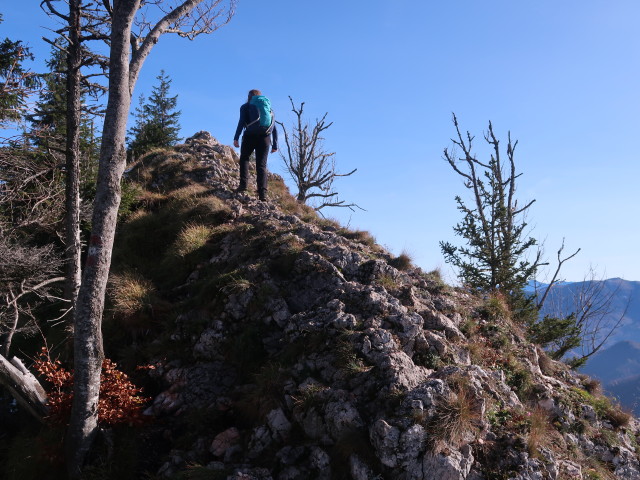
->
<box><xmin>64</xmin><ymin>0</ymin><xmax>82</xmax><ymax>320</ymax></box>
<box><xmin>65</xmin><ymin>1</ymin><xmax>139</xmax><ymax>475</ymax></box>
<box><xmin>64</xmin><ymin>0</ymin><xmax>235</xmax><ymax>475</ymax></box>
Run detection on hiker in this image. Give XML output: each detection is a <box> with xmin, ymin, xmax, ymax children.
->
<box><xmin>233</xmin><ymin>89</ymin><xmax>278</xmax><ymax>201</ymax></box>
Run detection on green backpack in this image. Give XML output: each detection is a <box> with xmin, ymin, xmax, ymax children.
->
<box><xmin>247</xmin><ymin>95</ymin><xmax>273</xmax><ymax>132</ymax></box>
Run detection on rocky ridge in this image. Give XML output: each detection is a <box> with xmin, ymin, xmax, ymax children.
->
<box><xmin>113</xmin><ymin>132</ymin><xmax>640</xmax><ymax>480</ymax></box>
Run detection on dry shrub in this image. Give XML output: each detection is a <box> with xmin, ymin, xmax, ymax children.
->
<box><xmin>580</xmin><ymin>376</ymin><xmax>603</xmax><ymax>396</ymax></box>
<box><xmin>607</xmin><ymin>405</ymin><xmax>631</xmax><ymax>429</ymax></box>
<box><xmin>339</xmin><ymin>228</ymin><xmax>376</xmax><ymax>247</ymax></box>
<box><xmin>170</xmin><ymin>222</ymin><xmax>213</xmax><ymax>258</ymax></box>
<box><xmin>389</xmin><ymin>250</ymin><xmax>413</xmax><ymax>271</ymax></box>
<box><xmin>429</xmin><ymin>382</ymin><xmax>482</xmax><ymax>452</ymax></box>
<box><xmin>33</xmin><ymin>347</ymin><xmax>150</xmax><ymax>426</ymax></box>
<box><xmin>109</xmin><ymin>271</ymin><xmax>156</xmax><ymax>318</ymax></box>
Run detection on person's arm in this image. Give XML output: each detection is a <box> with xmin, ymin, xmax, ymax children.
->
<box><xmin>271</xmin><ymin>120</ymin><xmax>278</xmax><ymax>152</ymax></box>
<box><xmin>234</xmin><ymin>104</ymin><xmax>246</xmax><ymax>146</ymax></box>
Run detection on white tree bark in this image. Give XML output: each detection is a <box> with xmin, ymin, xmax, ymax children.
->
<box><xmin>0</xmin><ymin>354</ymin><xmax>48</xmax><ymax>421</ymax></box>
<box><xmin>64</xmin><ymin>0</ymin><xmax>83</xmax><ymax>319</ymax></box>
<box><xmin>65</xmin><ymin>0</ymin><xmax>236</xmax><ymax>476</ymax></box>
<box><xmin>66</xmin><ymin>1</ymin><xmax>139</xmax><ymax>475</ymax></box>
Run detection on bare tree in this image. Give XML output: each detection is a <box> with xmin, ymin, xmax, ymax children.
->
<box><xmin>278</xmin><ymin>96</ymin><xmax>360</xmax><ymax>212</ymax></box>
<box><xmin>0</xmin><ymin>144</ymin><xmax>67</xmax><ymax>356</ymax></box>
<box><xmin>533</xmin><ymin>267</ymin><xmax>628</xmax><ymax>367</ymax></box>
<box><xmin>64</xmin><ymin>0</ymin><xmax>236</xmax><ymax>475</ymax></box>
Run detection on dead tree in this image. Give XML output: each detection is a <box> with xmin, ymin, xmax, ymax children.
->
<box><xmin>278</xmin><ymin>96</ymin><xmax>360</xmax><ymax>212</ymax></box>
<box><xmin>65</xmin><ymin>0</ymin><xmax>236</xmax><ymax>475</ymax></box>
<box><xmin>0</xmin><ymin>142</ymin><xmax>66</xmax><ymax>359</ymax></box>
<box><xmin>534</xmin><ymin>267</ymin><xmax>628</xmax><ymax>367</ymax></box>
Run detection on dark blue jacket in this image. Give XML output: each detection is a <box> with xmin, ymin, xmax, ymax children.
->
<box><xmin>234</xmin><ymin>102</ymin><xmax>278</xmax><ymax>150</ymax></box>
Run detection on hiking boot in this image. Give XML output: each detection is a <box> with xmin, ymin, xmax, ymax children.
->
<box><xmin>258</xmin><ymin>191</ymin><xmax>268</xmax><ymax>202</ymax></box>
<box><xmin>234</xmin><ymin>187</ymin><xmax>247</xmax><ymax>194</ymax></box>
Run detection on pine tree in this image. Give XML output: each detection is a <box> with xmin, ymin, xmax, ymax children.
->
<box><xmin>127</xmin><ymin>70</ymin><xmax>181</xmax><ymax>158</ymax></box>
<box><xmin>440</xmin><ymin>115</ymin><xmax>543</xmax><ymax>314</ymax></box>
<box><xmin>0</xmin><ymin>14</ymin><xmax>39</xmax><ymax>126</ymax></box>
<box><xmin>29</xmin><ymin>45</ymin><xmax>100</xmax><ymax>170</ymax></box>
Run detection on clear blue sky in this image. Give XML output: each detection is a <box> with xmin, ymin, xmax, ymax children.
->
<box><xmin>3</xmin><ymin>1</ymin><xmax>640</xmax><ymax>282</ymax></box>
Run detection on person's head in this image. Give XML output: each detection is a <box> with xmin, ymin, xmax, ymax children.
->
<box><xmin>247</xmin><ymin>89</ymin><xmax>261</xmax><ymax>102</ymax></box>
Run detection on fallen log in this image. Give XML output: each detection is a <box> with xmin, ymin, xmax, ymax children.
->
<box><xmin>0</xmin><ymin>353</ymin><xmax>48</xmax><ymax>421</ymax></box>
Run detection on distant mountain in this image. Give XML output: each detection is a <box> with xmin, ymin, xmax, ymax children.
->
<box><xmin>532</xmin><ymin>279</ymin><xmax>640</xmax><ymax>413</ymax></box>
<box><xmin>534</xmin><ymin>277</ymin><xmax>640</xmax><ymax>344</ymax></box>
<box><xmin>580</xmin><ymin>340</ymin><xmax>640</xmax><ymax>414</ymax></box>
<box><xmin>580</xmin><ymin>340</ymin><xmax>640</xmax><ymax>381</ymax></box>
<box><xmin>607</xmin><ymin>374</ymin><xmax>640</xmax><ymax>413</ymax></box>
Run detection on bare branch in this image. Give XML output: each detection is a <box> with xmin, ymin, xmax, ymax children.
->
<box><xmin>279</xmin><ymin>96</ymin><xmax>360</xmax><ymax>212</ymax></box>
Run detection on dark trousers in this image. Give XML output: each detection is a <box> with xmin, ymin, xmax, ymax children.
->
<box><xmin>239</xmin><ymin>133</ymin><xmax>271</xmax><ymax>198</ymax></box>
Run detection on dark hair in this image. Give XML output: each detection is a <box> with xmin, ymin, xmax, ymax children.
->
<box><xmin>247</xmin><ymin>89</ymin><xmax>261</xmax><ymax>102</ymax></box>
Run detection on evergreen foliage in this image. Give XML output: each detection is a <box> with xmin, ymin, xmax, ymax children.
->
<box><xmin>527</xmin><ymin>313</ymin><xmax>582</xmax><ymax>363</ymax></box>
<box><xmin>440</xmin><ymin>115</ymin><xmax>543</xmax><ymax>315</ymax></box>
<box><xmin>0</xmin><ymin>14</ymin><xmax>40</xmax><ymax>126</ymax></box>
<box><xmin>28</xmin><ymin>45</ymin><xmax>100</xmax><ymax>166</ymax></box>
<box><xmin>127</xmin><ymin>70</ymin><xmax>181</xmax><ymax>159</ymax></box>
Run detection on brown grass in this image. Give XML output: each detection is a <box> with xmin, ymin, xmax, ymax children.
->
<box><xmin>607</xmin><ymin>405</ymin><xmax>631</xmax><ymax>429</ymax></box>
<box><xmin>526</xmin><ymin>406</ymin><xmax>555</xmax><ymax>455</ymax></box>
<box><xmin>389</xmin><ymin>250</ymin><xmax>413</xmax><ymax>271</ymax></box>
<box><xmin>428</xmin><ymin>382</ymin><xmax>482</xmax><ymax>452</ymax></box>
<box><xmin>536</xmin><ymin>348</ymin><xmax>557</xmax><ymax>376</ymax></box>
<box><xmin>339</xmin><ymin>228</ymin><xmax>376</xmax><ymax>247</ymax></box>
<box><xmin>188</xmin><ymin>195</ymin><xmax>232</xmax><ymax>220</ymax></box>
<box><xmin>109</xmin><ymin>271</ymin><xmax>156</xmax><ymax>318</ymax></box>
<box><xmin>168</xmin><ymin>183</ymin><xmax>209</xmax><ymax>200</ymax></box>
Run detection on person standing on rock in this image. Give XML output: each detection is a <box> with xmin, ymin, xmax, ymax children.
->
<box><xmin>233</xmin><ymin>89</ymin><xmax>278</xmax><ymax>201</ymax></box>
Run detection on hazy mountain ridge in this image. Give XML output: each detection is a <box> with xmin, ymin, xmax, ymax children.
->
<box><xmin>532</xmin><ymin>278</ymin><xmax>640</xmax><ymax>414</ymax></box>
<box><xmin>535</xmin><ymin>278</ymin><xmax>640</xmax><ymax>344</ymax></box>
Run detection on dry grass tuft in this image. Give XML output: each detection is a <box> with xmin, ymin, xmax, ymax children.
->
<box><xmin>339</xmin><ymin>228</ymin><xmax>376</xmax><ymax>247</ymax></box>
<box><xmin>429</xmin><ymin>382</ymin><xmax>482</xmax><ymax>452</ymax></box>
<box><xmin>268</xmin><ymin>176</ymin><xmax>318</xmax><ymax>219</ymax></box>
<box><xmin>580</xmin><ymin>376</ymin><xmax>603</xmax><ymax>396</ymax></box>
<box><xmin>607</xmin><ymin>405</ymin><xmax>632</xmax><ymax>429</ymax></box>
<box><xmin>389</xmin><ymin>250</ymin><xmax>413</xmax><ymax>271</ymax></box>
<box><xmin>536</xmin><ymin>348</ymin><xmax>557</xmax><ymax>376</ymax></box>
<box><xmin>189</xmin><ymin>195</ymin><xmax>232</xmax><ymax>219</ymax></box>
<box><xmin>526</xmin><ymin>406</ymin><xmax>555</xmax><ymax>455</ymax></box>
<box><xmin>169</xmin><ymin>223</ymin><xmax>213</xmax><ymax>258</ymax></box>
<box><xmin>168</xmin><ymin>183</ymin><xmax>209</xmax><ymax>200</ymax></box>
<box><xmin>109</xmin><ymin>271</ymin><xmax>156</xmax><ymax>318</ymax></box>
<box><xmin>126</xmin><ymin>150</ymin><xmax>202</xmax><ymax>193</ymax></box>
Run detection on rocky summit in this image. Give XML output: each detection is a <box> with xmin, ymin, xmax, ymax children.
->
<box><xmin>109</xmin><ymin>132</ymin><xmax>640</xmax><ymax>479</ymax></box>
